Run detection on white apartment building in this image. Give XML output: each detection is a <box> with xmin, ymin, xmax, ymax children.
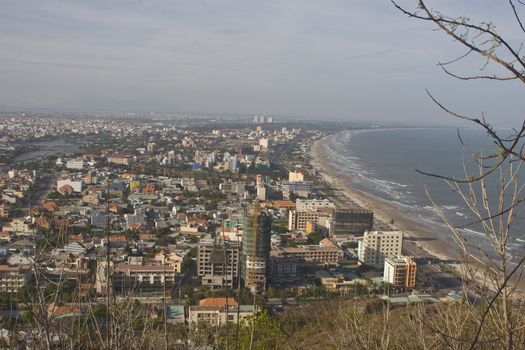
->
<box><xmin>357</xmin><ymin>230</ymin><xmax>403</xmax><ymax>268</ymax></box>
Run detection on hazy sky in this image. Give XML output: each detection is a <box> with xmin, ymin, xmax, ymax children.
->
<box><xmin>0</xmin><ymin>0</ymin><xmax>523</xmax><ymax>124</ymax></box>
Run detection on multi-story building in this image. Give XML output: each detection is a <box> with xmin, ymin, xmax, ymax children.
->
<box><xmin>197</xmin><ymin>238</ymin><xmax>240</xmax><ymax>289</ymax></box>
<box><xmin>82</xmin><ymin>193</ymin><xmax>100</xmax><ymax>205</ymax></box>
<box><xmin>90</xmin><ymin>211</ymin><xmax>107</xmax><ymax>228</ymax></box>
<box><xmin>330</xmin><ymin>208</ymin><xmax>374</xmax><ymax>238</ymax></box>
<box><xmin>270</xmin><ymin>255</ymin><xmax>298</xmax><ymax>283</ymax></box>
<box><xmin>276</xmin><ymin>245</ymin><xmax>342</xmax><ymax>265</ymax></box>
<box><xmin>242</xmin><ymin>204</ymin><xmax>272</xmax><ymax>291</ymax></box>
<box><xmin>113</xmin><ymin>264</ymin><xmax>177</xmax><ymax>293</ymax></box>
<box><xmin>219</xmin><ymin>181</ymin><xmax>245</xmax><ymax>196</ymax></box>
<box><xmin>227</xmin><ymin>155</ymin><xmax>238</xmax><ymax>172</ymax></box>
<box><xmin>383</xmin><ymin>256</ymin><xmax>417</xmax><ymax>290</ymax></box>
<box><xmin>107</xmin><ymin>153</ymin><xmax>135</xmax><ymax>166</ymax></box>
<box><xmin>256</xmin><ymin>184</ymin><xmax>266</xmax><ymax>201</ymax></box>
<box><xmin>282</xmin><ymin>181</ymin><xmax>312</xmax><ymax>198</ymax></box>
<box><xmin>0</xmin><ymin>265</ymin><xmax>32</xmax><ymax>293</ymax></box>
<box><xmin>288</xmin><ymin>210</ymin><xmax>322</xmax><ymax>232</ymax></box>
<box><xmin>357</xmin><ymin>230</ymin><xmax>403</xmax><ymax>268</ymax></box>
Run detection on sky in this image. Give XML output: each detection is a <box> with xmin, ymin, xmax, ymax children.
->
<box><xmin>0</xmin><ymin>0</ymin><xmax>523</xmax><ymax>125</ymax></box>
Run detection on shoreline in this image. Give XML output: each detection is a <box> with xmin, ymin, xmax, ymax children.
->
<box><xmin>310</xmin><ymin>133</ymin><xmax>460</xmax><ymax>262</ymax></box>
<box><xmin>310</xmin><ymin>131</ymin><xmax>525</xmax><ymax>295</ymax></box>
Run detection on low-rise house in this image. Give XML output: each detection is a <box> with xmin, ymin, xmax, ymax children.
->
<box><xmin>188</xmin><ymin>298</ymin><xmax>256</xmax><ymax>326</ymax></box>
<box><xmin>154</xmin><ymin>249</ymin><xmax>184</xmax><ymax>273</ymax></box>
<box><xmin>317</xmin><ymin>270</ymin><xmax>368</xmax><ymax>291</ymax></box>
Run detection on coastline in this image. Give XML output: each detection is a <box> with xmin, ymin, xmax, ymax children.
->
<box><xmin>310</xmin><ymin>133</ymin><xmax>460</xmax><ymax>262</ymax></box>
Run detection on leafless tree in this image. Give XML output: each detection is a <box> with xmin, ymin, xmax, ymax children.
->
<box><xmin>392</xmin><ymin>1</ymin><xmax>525</xmax><ymax>349</ymax></box>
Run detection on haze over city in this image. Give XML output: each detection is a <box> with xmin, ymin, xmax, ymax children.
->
<box><xmin>1</xmin><ymin>0</ymin><xmax>522</xmax><ymax>124</ymax></box>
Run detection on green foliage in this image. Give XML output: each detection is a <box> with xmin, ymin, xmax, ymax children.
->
<box><xmin>221</xmin><ymin>311</ymin><xmax>283</xmax><ymax>350</ymax></box>
<box><xmin>271</xmin><ymin>219</ymin><xmax>288</xmax><ymax>234</ymax></box>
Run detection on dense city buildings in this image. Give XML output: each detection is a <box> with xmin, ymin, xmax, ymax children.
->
<box><xmin>0</xmin><ymin>112</ymin><xmax>457</xmax><ymax>348</ymax></box>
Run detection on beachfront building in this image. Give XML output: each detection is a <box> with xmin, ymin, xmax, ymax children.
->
<box><xmin>281</xmin><ymin>181</ymin><xmax>312</xmax><ymax>198</ymax></box>
<box><xmin>357</xmin><ymin>230</ymin><xmax>403</xmax><ymax>268</ymax></box>
<box><xmin>329</xmin><ymin>207</ymin><xmax>374</xmax><ymax>239</ymax></box>
<box><xmin>383</xmin><ymin>256</ymin><xmax>417</xmax><ymax>290</ymax></box>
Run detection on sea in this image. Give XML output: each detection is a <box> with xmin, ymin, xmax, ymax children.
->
<box><xmin>321</xmin><ymin>127</ymin><xmax>525</xmax><ymax>262</ymax></box>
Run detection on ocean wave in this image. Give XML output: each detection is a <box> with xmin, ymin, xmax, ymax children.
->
<box><xmin>442</xmin><ymin>205</ymin><xmax>460</xmax><ymax>211</ymax></box>
<box><xmin>462</xmin><ymin>228</ymin><xmax>484</xmax><ymax>237</ymax></box>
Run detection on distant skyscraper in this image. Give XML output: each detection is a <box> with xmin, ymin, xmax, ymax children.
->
<box><xmin>242</xmin><ymin>203</ymin><xmax>272</xmax><ymax>291</ymax></box>
<box><xmin>228</xmin><ymin>155</ymin><xmax>238</xmax><ymax>172</ymax></box>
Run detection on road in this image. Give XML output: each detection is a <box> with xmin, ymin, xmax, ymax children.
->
<box><xmin>270</xmin><ymin>134</ymin><xmax>307</xmax><ymax>165</ymax></box>
<box><xmin>21</xmin><ymin>172</ymin><xmax>57</xmax><ymax>213</ymax></box>
<box><xmin>403</xmin><ymin>240</ymin><xmax>462</xmax><ymax>290</ymax></box>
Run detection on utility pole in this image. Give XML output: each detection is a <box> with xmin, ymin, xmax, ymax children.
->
<box><xmin>163</xmin><ymin>265</ymin><xmax>168</xmax><ymax>350</ymax></box>
<box><xmin>105</xmin><ymin>179</ymin><xmax>111</xmax><ymax>350</ymax></box>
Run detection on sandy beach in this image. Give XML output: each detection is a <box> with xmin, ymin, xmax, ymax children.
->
<box><xmin>310</xmin><ymin>133</ymin><xmax>525</xmax><ymax>295</ymax></box>
<box><xmin>310</xmin><ymin>134</ymin><xmax>461</xmax><ymax>262</ymax></box>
